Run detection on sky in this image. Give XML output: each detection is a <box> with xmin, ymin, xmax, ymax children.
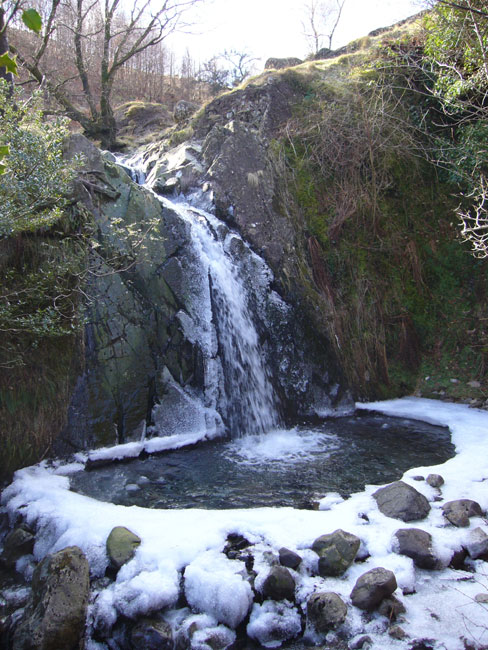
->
<box><xmin>167</xmin><ymin>0</ymin><xmax>423</xmax><ymax>68</ymax></box>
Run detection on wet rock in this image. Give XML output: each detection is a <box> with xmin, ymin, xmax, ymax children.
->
<box><xmin>442</xmin><ymin>499</ymin><xmax>483</xmax><ymax>527</ymax></box>
<box><xmin>12</xmin><ymin>546</ymin><xmax>89</xmax><ymax>650</ymax></box>
<box><xmin>393</xmin><ymin>528</ymin><xmax>439</xmax><ymax>569</ymax></box>
<box><xmin>261</xmin><ymin>566</ymin><xmax>295</xmax><ymax>602</ymax></box>
<box><xmin>0</xmin><ymin>526</ymin><xmax>35</xmax><ymax>567</ymax></box>
<box><xmin>426</xmin><ymin>474</ymin><xmax>444</xmax><ymax>488</ymax></box>
<box><xmin>373</xmin><ymin>481</ymin><xmax>431</xmax><ymax>522</ymax></box>
<box><xmin>377</xmin><ymin>595</ymin><xmax>406</xmax><ymax>620</ymax></box>
<box><xmin>106</xmin><ymin>526</ymin><xmax>141</xmax><ymax>571</ymax></box>
<box><xmin>350</xmin><ymin>567</ymin><xmax>397</xmax><ymax>611</ymax></box>
<box><xmin>279</xmin><ymin>547</ymin><xmax>301</xmax><ymax>570</ymax></box>
<box><xmin>307</xmin><ymin>591</ymin><xmax>347</xmax><ymax>633</ymax></box>
<box><xmin>130</xmin><ymin>616</ymin><xmax>173</xmax><ymax>649</ymax></box>
<box><xmin>312</xmin><ymin>529</ymin><xmax>361</xmax><ymax>576</ymax></box>
<box><xmin>465</xmin><ymin>527</ymin><xmax>488</xmax><ymax>560</ymax></box>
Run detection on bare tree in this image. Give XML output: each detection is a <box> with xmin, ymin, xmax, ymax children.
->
<box><xmin>302</xmin><ymin>0</ymin><xmax>346</xmax><ymax>55</ymax></box>
<box><xmin>12</xmin><ymin>0</ymin><xmax>204</xmax><ymax>147</ymax></box>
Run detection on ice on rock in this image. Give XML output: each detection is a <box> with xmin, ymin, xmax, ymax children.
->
<box><xmin>184</xmin><ymin>551</ymin><xmax>253</xmax><ymax>628</ymax></box>
<box><xmin>112</xmin><ymin>568</ymin><xmax>179</xmax><ymax>618</ymax></box>
<box><xmin>247</xmin><ymin>600</ymin><xmax>302</xmax><ymax>648</ymax></box>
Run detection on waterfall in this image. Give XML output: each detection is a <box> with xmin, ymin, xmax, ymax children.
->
<box><xmin>166</xmin><ymin>199</ymin><xmax>281</xmax><ymax>436</ymax></box>
<box><xmin>122</xmin><ymin>156</ymin><xmax>282</xmax><ymax>436</ymax></box>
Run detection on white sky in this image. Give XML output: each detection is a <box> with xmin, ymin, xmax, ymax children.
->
<box><xmin>167</xmin><ymin>0</ymin><xmax>423</xmax><ymax>67</ymax></box>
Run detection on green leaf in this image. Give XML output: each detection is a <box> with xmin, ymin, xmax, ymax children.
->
<box><xmin>0</xmin><ymin>52</ymin><xmax>18</xmax><ymax>75</ymax></box>
<box><xmin>0</xmin><ymin>145</ymin><xmax>10</xmax><ymax>158</ymax></box>
<box><xmin>22</xmin><ymin>9</ymin><xmax>42</xmax><ymax>34</ymax></box>
<box><xmin>0</xmin><ymin>163</ymin><xmax>7</xmax><ymax>175</ymax></box>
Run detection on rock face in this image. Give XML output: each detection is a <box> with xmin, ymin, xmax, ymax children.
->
<box><xmin>106</xmin><ymin>526</ymin><xmax>141</xmax><ymax>570</ymax></box>
<box><xmin>13</xmin><ymin>546</ymin><xmax>90</xmax><ymax>650</ymax></box>
<box><xmin>350</xmin><ymin>567</ymin><xmax>397</xmax><ymax>611</ymax></box>
<box><xmin>442</xmin><ymin>499</ymin><xmax>483</xmax><ymax>527</ymax></box>
<box><xmin>393</xmin><ymin>528</ymin><xmax>439</xmax><ymax>569</ymax></box>
<box><xmin>56</xmin><ymin>131</ymin><xmax>348</xmax><ymax>453</ymax></box>
<box><xmin>312</xmin><ymin>529</ymin><xmax>361</xmax><ymax>576</ymax></box>
<box><xmin>373</xmin><ymin>481</ymin><xmax>431</xmax><ymax>522</ymax></box>
<box><xmin>261</xmin><ymin>566</ymin><xmax>296</xmax><ymax>601</ymax></box>
<box><xmin>307</xmin><ymin>592</ymin><xmax>347</xmax><ymax>633</ymax></box>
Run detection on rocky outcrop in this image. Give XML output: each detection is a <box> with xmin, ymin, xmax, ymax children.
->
<box><xmin>373</xmin><ymin>481</ymin><xmax>431</xmax><ymax>522</ymax></box>
<box><xmin>264</xmin><ymin>57</ymin><xmax>303</xmax><ymax>70</ymax></box>
<box><xmin>12</xmin><ymin>546</ymin><xmax>89</xmax><ymax>650</ymax></box>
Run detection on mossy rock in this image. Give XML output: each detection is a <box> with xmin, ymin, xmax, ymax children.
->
<box><xmin>106</xmin><ymin>526</ymin><xmax>141</xmax><ymax>570</ymax></box>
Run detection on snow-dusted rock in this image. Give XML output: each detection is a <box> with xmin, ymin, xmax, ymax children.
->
<box><xmin>442</xmin><ymin>499</ymin><xmax>483</xmax><ymax>527</ymax></box>
<box><xmin>465</xmin><ymin>527</ymin><xmax>488</xmax><ymax>560</ymax></box>
<box><xmin>373</xmin><ymin>481</ymin><xmax>431</xmax><ymax>522</ymax></box>
<box><xmin>312</xmin><ymin>529</ymin><xmax>360</xmax><ymax>576</ymax></box>
<box><xmin>247</xmin><ymin>600</ymin><xmax>301</xmax><ymax>648</ymax></box>
<box><xmin>350</xmin><ymin>567</ymin><xmax>397</xmax><ymax>611</ymax></box>
<box><xmin>393</xmin><ymin>528</ymin><xmax>439</xmax><ymax>569</ymax></box>
<box><xmin>307</xmin><ymin>591</ymin><xmax>347</xmax><ymax>633</ymax></box>
<box><xmin>261</xmin><ymin>565</ymin><xmax>295</xmax><ymax>602</ymax></box>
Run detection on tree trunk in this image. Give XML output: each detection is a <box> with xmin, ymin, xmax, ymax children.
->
<box><xmin>0</xmin><ymin>7</ymin><xmax>14</xmax><ymax>91</ymax></box>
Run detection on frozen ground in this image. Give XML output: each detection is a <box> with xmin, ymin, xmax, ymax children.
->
<box><xmin>2</xmin><ymin>397</ymin><xmax>488</xmax><ymax>649</ymax></box>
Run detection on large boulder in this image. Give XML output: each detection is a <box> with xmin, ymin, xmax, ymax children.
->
<box><xmin>12</xmin><ymin>546</ymin><xmax>90</xmax><ymax>650</ymax></box>
<box><xmin>106</xmin><ymin>526</ymin><xmax>141</xmax><ymax>571</ymax></box>
<box><xmin>312</xmin><ymin>529</ymin><xmax>360</xmax><ymax>576</ymax></box>
<box><xmin>373</xmin><ymin>481</ymin><xmax>431</xmax><ymax>522</ymax></box>
<box><xmin>307</xmin><ymin>592</ymin><xmax>347</xmax><ymax>633</ymax></box>
<box><xmin>393</xmin><ymin>528</ymin><xmax>439</xmax><ymax>569</ymax></box>
<box><xmin>442</xmin><ymin>499</ymin><xmax>483</xmax><ymax>527</ymax></box>
<box><xmin>350</xmin><ymin>567</ymin><xmax>397</xmax><ymax>611</ymax></box>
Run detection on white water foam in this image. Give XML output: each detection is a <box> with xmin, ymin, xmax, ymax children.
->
<box><xmin>224</xmin><ymin>427</ymin><xmax>340</xmax><ymax>466</ymax></box>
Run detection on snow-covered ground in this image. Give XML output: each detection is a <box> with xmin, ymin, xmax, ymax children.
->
<box><xmin>2</xmin><ymin>397</ymin><xmax>488</xmax><ymax>649</ymax></box>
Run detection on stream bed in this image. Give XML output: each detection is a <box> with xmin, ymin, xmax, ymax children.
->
<box><xmin>70</xmin><ymin>412</ymin><xmax>454</xmax><ymax>509</ymax></box>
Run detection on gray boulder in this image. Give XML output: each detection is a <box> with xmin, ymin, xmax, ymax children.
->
<box><xmin>264</xmin><ymin>57</ymin><xmax>303</xmax><ymax>70</ymax></box>
<box><xmin>350</xmin><ymin>567</ymin><xmax>397</xmax><ymax>611</ymax></box>
<box><xmin>442</xmin><ymin>499</ymin><xmax>483</xmax><ymax>527</ymax></box>
<box><xmin>312</xmin><ymin>529</ymin><xmax>360</xmax><ymax>576</ymax></box>
<box><xmin>307</xmin><ymin>592</ymin><xmax>347</xmax><ymax>633</ymax></box>
<box><xmin>174</xmin><ymin>100</ymin><xmax>199</xmax><ymax>123</ymax></box>
<box><xmin>426</xmin><ymin>474</ymin><xmax>444</xmax><ymax>488</ymax></box>
<box><xmin>131</xmin><ymin>617</ymin><xmax>173</xmax><ymax>649</ymax></box>
<box><xmin>261</xmin><ymin>566</ymin><xmax>295</xmax><ymax>601</ymax></box>
<box><xmin>279</xmin><ymin>547</ymin><xmax>301</xmax><ymax>570</ymax></box>
<box><xmin>106</xmin><ymin>526</ymin><xmax>141</xmax><ymax>571</ymax></box>
<box><xmin>393</xmin><ymin>528</ymin><xmax>439</xmax><ymax>569</ymax></box>
<box><xmin>0</xmin><ymin>525</ymin><xmax>35</xmax><ymax>567</ymax></box>
<box><xmin>465</xmin><ymin>527</ymin><xmax>488</xmax><ymax>560</ymax></box>
<box><xmin>12</xmin><ymin>546</ymin><xmax>89</xmax><ymax>650</ymax></box>
<box><xmin>373</xmin><ymin>481</ymin><xmax>431</xmax><ymax>522</ymax></box>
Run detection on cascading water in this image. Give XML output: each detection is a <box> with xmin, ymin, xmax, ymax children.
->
<box><xmin>124</xmin><ymin>156</ymin><xmax>282</xmax><ymax>437</ymax></box>
<box><xmin>166</xmin><ymin>200</ymin><xmax>281</xmax><ymax>436</ymax></box>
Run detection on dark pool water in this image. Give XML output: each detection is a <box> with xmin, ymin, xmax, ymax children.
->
<box><xmin>70</xmin><ymin>413</ymin><xmax>454</xmax><ymax>510</ymax></box>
